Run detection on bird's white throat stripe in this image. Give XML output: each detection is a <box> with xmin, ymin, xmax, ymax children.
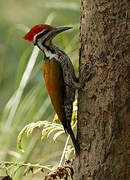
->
<box><xmin>44</xmin><ymin>47</ymin><xmax>58</xmax><ymax>59</ymax></box>
<box><xmin>37</xmin><ymin>41</ymin><xmax>58</xmax><ymax>59</ymax></box>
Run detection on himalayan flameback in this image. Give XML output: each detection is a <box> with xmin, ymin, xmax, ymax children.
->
<box><xmin>24</xmin><ymin>24</ymin><xmax>82</xmax><ymax>154</ymax></box>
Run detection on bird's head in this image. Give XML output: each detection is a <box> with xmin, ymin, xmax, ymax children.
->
<box><xmin>24</xmin><ymin>24</ymin><xmax>72</xmax><ymax>47</ymax></box>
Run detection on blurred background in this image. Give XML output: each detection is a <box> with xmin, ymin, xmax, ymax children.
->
<box><xmin>0</xmin><ymin>0</ymin><xmax>80</xmax><ymax>179</ymax></box>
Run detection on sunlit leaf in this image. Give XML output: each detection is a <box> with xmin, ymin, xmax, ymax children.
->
<box><xmin>23</xmin><ymin>166</ymin><xmax>32</xmax><ymax>176</ymax></box>
<box><xmin>53</xmin><ymin>113</ymin><xmax>58</xmax><ymax>122</ymax></box>
<box><xmin>53</xmin><ymin>131</ymin><xmax>64</xmax><ymax>142</ymax></box>
<box><xmin>17</xmin><ymin>121</ymin><xmax>64</xmax><ymax>150</ymax></box>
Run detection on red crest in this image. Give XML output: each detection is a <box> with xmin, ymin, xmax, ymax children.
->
<box><xmin>24</xmin><ymin>24</ymin><xmax>53</xmax><ymax>42</ymax></box>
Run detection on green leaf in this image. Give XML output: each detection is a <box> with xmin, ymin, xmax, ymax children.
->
<box><xmin>53</xmin><ymin>131</ymin><xmax>64</xmax><ymax>142</ymax></box>
<box><xmin>33</xmin><ymin>168</ymin><xmax>43</xmax><ymax>174</ymax></box>
<box><xmin>23</xmin><ymin>166</ymin><xmax>32</xmax><ymax>176</ymax></box>
<box><xmin>17</xmin><ymin>121</ymin><xmax>44</xmax><ymax>150</ymax></box>
<box><xmin>17</xmin><ymin>121</ymin><xmax>64</xmax><ymax>150</ymax></box>
<box><xmin>17</xmin><ymin>126</ymin><xmax>27</xmax><ymax>150</ymax></box>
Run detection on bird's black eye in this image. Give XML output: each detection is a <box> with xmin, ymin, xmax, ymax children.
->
<box><xmin>34</xmin><ymin>29</ymin><xmax>50</xmax><ymax>45</ymax></box>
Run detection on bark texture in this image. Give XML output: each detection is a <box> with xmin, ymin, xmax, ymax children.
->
<box><xmin>74</xmin><ymin>0</ymin><xmax>130</xmax><ymax>179</ymax></box>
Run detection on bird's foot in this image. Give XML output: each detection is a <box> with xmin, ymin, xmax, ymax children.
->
<box><xmin>81</xmin><ymin>65</ymin><xmax>94</xmax><ymax>89</ymax></box>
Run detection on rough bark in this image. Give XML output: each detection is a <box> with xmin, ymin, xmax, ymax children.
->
<box><xmin>74</xmin><ymin>0</ymin><xmax>130</xmax><ymax>180</ymax></box>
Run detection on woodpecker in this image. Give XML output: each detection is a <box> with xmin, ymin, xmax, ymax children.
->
<box><xmin>24</xmin><ymin>24</ymin><xmax>81</xmax><ymax>154</ymax></box>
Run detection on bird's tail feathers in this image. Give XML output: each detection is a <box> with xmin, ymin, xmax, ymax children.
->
<box><xmin>66</xmin><ymin>123</ymin><xmax>80</xmax><ymax>154</ymax></box>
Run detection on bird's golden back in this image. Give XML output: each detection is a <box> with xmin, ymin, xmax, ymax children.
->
<box><xmin>43</xmin><ymin>59</ymin><xmax>65</xmax><ymax>122</ymax></box>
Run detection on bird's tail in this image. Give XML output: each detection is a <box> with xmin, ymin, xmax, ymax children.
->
<box><xmin>66</xmin><ymin>123</ymin><xmax>80</xmax><ymax>154</ymax></box>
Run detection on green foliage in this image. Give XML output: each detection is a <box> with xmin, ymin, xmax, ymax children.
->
<box><xmin>0</xmin><ymin>161</ymin><xmax>73</xmax><ymax>180</ymax></box>
<box><xmin>17</xmin><ymin>121</ymin><xmax>64</xmax><ymax>150</ymax></box>
<box><xmin>0</xmin><ymin>161</ymin><xmax>51</xmax><ymax>178</ymax></box>
<box><xmin>0</xmin><ymin>0</ymin><xmax>79</xmax><ymax>179</ymax></box>
<box><xmin>17</xmin><ymin>99</ymin><xmax>77</xmax><ymax>150</ymax></box>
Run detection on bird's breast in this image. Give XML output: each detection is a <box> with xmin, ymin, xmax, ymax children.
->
<box><xmin>43</xmin><ymin>59</ymin><xmax>64</xmax><ymax>93</ymax></box>
<box><xmin>43</xmin><ymin>59</ymin><xmax>65</xmax><ymax>121</ymax></box>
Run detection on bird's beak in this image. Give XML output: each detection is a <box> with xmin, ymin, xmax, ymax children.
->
<box><xmin>52</xmin><ymin>27</ymin><xmax>72</xmax><ymax>36</ymax></box>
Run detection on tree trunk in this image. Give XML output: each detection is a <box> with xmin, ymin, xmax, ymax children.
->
<box><xmin>74</xmin><ymin>0</ymin><xmax>130</xmax><ymax>180</ymax></box>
